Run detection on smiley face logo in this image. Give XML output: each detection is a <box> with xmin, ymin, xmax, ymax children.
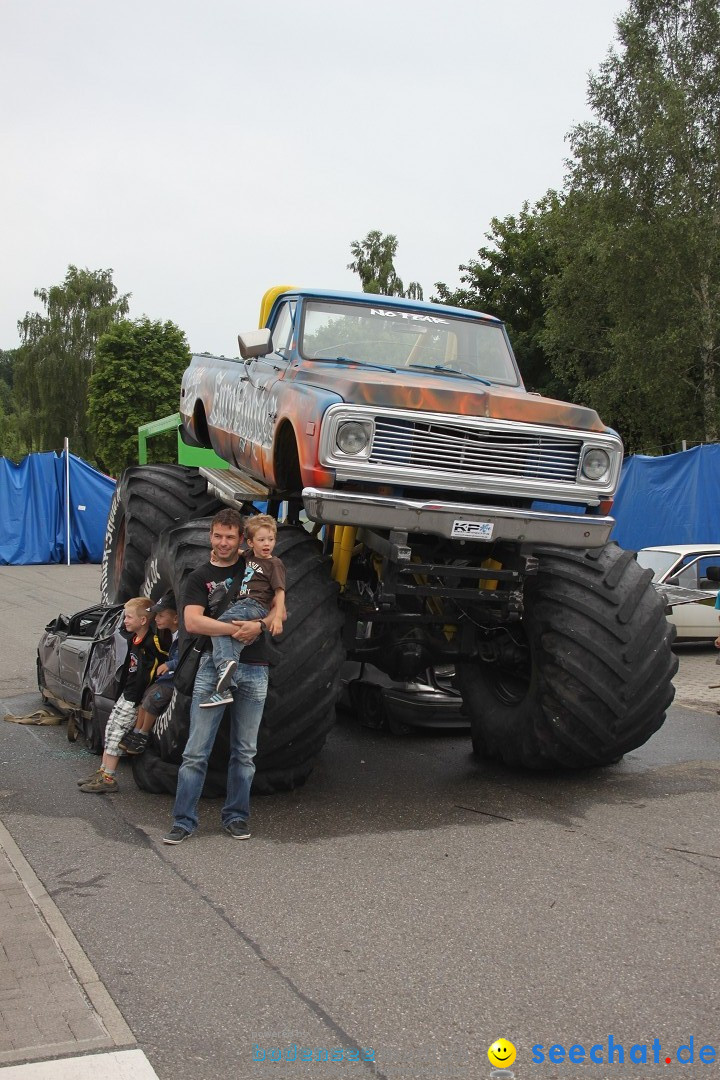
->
<box><xmin>488</xmin><ymin>1039</ymin><xmax>517</xmax><ymax>1068</ymax></box>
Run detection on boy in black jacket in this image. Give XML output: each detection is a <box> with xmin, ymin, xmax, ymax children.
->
<box><xmin>78</xmin><ymin>597</ymin><xmax>169</xmax><ymax>793</ymax></box>
<box><xmin>119</xmin><ymin>593</ymin><xmax>179</xmax><ymax>756</ymax></box>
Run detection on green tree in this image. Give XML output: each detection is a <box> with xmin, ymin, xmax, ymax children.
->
<box><xmin>0</xmin><ymin>348</ymin><xmax>16</xmax><ymax>395</ymax></box>
<box><xmin>15</xmin><ymin>266</ymin><xmax>130</xmax><ymax>456</ymax></box>
<box><xmin>0</xmin><ymin>348</ymin><xmax>31</xmax><ymax>461</ymax></box>
<box><xmin>348</xmin><ymin>230</ymin><xmax>423</xmax><ymax>299</ymax></box>
<box><xmin>434</xmin><ymin>197</ymin><xmax>570</xmax><ymax>396</ymax></box>
<box><xmin>544</xmin><ymin>0</ymin><xmax>720</xmax><ymax>452</ymax></box>
<box><xmin>87</xmin><ymin>317</ymin><xmax>191</xmax><ymax>477</ymax></box>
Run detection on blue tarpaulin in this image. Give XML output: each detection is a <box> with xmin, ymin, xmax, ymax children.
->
<box><xmin>3</xmin><ymin>445</ymin><xmax>717</xmax><ymax>563</ymax></box>
<box><xmin>611</xmin><ymin>444</ymin><xmax>720</xmax><ymax>550</ymax></box>
<box><xmin>0</xmin><ymin>452</ymin><xmax>115</xmax><ymax>565</ymax></box>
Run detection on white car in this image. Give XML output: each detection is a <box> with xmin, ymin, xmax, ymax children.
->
<box><xmin>636</xmin><ymin>544</ymin><xmax>720</xmax><ymax>641</ymax></box>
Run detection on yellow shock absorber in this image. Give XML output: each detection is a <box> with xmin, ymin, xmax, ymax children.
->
<box><xmin>478</xmin><ymin>557</ymin><xmax>502</xmax><ymax>591</ymax></box>
<box><xmin>331</xmin><ymin>526</ymin><xmax>344</xmax><ymax>581</ymax></box>
<box><xmin>332</xmin><ymin>526</ymin><xmax>357</xmax><ymax>589</ymax></box>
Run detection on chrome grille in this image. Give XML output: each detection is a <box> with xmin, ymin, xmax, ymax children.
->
<box><xmin>370</xmin><ymin>418</ymin><xmax>582</xmax><ymax>482</ymax></box>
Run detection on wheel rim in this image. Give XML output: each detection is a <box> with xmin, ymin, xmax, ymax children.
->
<box><xmin>482</xmin><ymin>628</ymin><xmax>532</xmax><ymax>706</ymax></box>
<box><xmin>488</xmin><ymin>665</ymin><xmax>531</xmax><ymax>705</ymax></box>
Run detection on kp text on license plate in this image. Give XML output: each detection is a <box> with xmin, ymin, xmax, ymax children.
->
<box><xmin>451</xmin><ymin>519</ymin><xmax>494</xmax><ymax>540</ymax></box>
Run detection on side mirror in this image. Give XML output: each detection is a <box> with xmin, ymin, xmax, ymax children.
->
<box><xmin>238</xmin><ymin>328</ymin><xmax>273</xmax><ymax>360</ymax></box>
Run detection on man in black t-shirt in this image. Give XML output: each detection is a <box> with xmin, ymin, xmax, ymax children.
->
<box><xmin>163</xmin><ymin>508</ymin><xmax>272</xmax><ymax>844</ymax></box>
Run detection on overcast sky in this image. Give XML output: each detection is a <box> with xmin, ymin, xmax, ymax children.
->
<box><xmin>2</xmin><ymin>0</ymin><xmax>625</xmax><ymax>358</ymax></box>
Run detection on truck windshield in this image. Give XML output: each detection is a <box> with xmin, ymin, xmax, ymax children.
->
<box><xmin>300</xmin><ymin>300</ymin><xmax>520</xmax><ymax>384</ymax></box>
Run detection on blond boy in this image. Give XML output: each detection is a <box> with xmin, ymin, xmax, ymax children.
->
<box><xmin>77</xmin><ymin>597</ymin><xmax>169</xmax><ymax>792</ymax></box>
<box><xmin>199</xmin><ymin>514</ymin><xmax>286</xmax><ymax>709</ymax></box>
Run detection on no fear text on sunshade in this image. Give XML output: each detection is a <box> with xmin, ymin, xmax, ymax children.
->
<box><xmin>370</xmin><ymin>309</ymin><xmax>448</xmax><ymax>323</ymax></box>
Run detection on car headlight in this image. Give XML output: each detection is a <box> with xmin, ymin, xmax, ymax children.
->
<box><xmin>336</xmin><ymin>421</ymin><xmax>371</xmax><ymax>455</ymax></box>
<box><xmin>581</xmin><ymin>448</ymin><xmax>611</xmax><ymax>480</ymax></box>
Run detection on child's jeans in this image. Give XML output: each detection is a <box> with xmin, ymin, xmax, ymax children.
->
<box><xmin>211</xmin><ymin>597</ymin><xmax>268</xmax><ymax>687</ymax></box>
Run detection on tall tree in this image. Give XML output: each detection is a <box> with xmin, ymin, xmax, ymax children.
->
<box><xmin>15</xmin><ymin>266</ymin><xmax>130</xmax><ymax>456</ymax></box>
<box><xmin>348</xmin><ymin>230</ymin><xmax>423</xmax><ymax>299</ymax></box>
<box><xmin>87</xmin><ymin>317</ymin><xmax>191</xmax><ymax>477</ymax></box>
<box><xmin>434</xmin><ymin>197</ymin><xmax>570</xmax><ymax>397</ymax></box>
<box><xmin>0</xmin><ymin>348</ymin><xmax>30</xmax><ymax>461</ymax></box>
<box><xmin>0</xmin><ymin>348</ymin><xmax>16</xmax><ymax>396</ymax></box>
<box><xmin>544</xmin><ymin>0</ymin><xmax>720</xmax><ymax>452</ymax></box>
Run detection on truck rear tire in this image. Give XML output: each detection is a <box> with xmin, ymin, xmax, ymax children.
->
<box><xmin>457</xmin><ymin>543</ymin><xmax>678</xmax><ymax>769</ymax></box>
<box><xmin>101</xmin><ymin>465</ymin><xmax>222</xmax><ymax>604</ymax></box>
<box><xmin>137</xmin><ymin>519</ymin><xmax>345</xmax><ymax>795</ymax></box>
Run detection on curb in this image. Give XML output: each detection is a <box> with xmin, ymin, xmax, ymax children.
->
<box><xmin>0</xmin><ymin>819</ymin><xmax>135</xmax><ymax>1050</ymax></box>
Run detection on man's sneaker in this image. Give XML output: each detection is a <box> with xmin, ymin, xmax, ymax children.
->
<box><xmin>215</xmin><ymin>659</ymin><xmax>238</xmax><ymax>694</ymax></box>
<box><xmin>163</xmin><ymin>826</ymin><xmax>190</xmax><ymax>845</ymax></box>
<box><xmin>79</xmin><ymin>772</ymin><xmax>118</xmax><ymax>793</ymax></box>
<box><xmin>77</xmin><ymin>767</ymin><xmax>104</xmax><ymax>787</ymax></box>
<box><xmin>199</xmin><ymin>691</ymin><xmax>233</xmax><ymax>709</ymax></box>
<box><xmin>223</xmin><ymin>820</ymin><xmax>250</xmax><ymax>839</ymax></box>
<box><xmin>121</xmin><ymin>731</ymin><xmax>149</xmax><ymax>755</ymax></box>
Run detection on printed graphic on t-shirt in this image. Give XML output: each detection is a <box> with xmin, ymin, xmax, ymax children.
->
<box><xmin>236</xmin><ymin>557</ymin><xmax>283</xmax><ymax>609</ymax></box>
<box><xmin>206</xmin><ymin>577</ymin><xmax>234</xmax><ymax>612</ymax></box>
<box><xmin>238</xmin><ymin>564</ymin><xmax>257</xmax><ymax>596</ymax></box>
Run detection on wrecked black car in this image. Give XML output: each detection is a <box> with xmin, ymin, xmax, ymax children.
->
<box><xmin>37</xmin><ymin>603</ymin><xmax>126</xmax><ymax>752</ymax></box>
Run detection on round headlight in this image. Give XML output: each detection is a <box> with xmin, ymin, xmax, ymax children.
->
<box><xmin>582</xmin><ymin>448</ymin><xmax>610</xmax><ymax>480</ymax></box>
<box><xmin>336</xmin><ymin>421</ymin><xmax>370</xmax><ymax>455</ymax></box>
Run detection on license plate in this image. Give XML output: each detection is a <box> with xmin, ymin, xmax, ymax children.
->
<box><xmin>451</xmin><ymin>519</ymin><xmax>494</xmax><ymax>540</ymax></box>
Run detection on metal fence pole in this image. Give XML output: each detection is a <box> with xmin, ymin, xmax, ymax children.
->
<box><xmin>64</xmin><ymin>438</ymin><xmax>71</xmax><ymax>565</ymax></box>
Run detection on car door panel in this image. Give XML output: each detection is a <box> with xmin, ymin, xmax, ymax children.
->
<box><xmin>56</xmin><ymin>607</ymin><xmax>105</xmax><ymax>700</ymax></box>
<box><xmin>40</xmin><ymin>631</ymin><xmax>66</xmax><ymax>697</ymax></box>
<box><xmin>85</xmin><ymin>610</ymin><xmax>127</xmax><ymax>703</ymax></box>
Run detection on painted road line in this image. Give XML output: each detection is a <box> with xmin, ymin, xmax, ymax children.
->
<box><xmin>0</xmin><ymin>1049</ymin><xmax>159</xmax><ymax>1078</ymax></box>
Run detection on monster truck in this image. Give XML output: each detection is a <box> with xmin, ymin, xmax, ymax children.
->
<box><xmin>102</xmin><ymin>286</ymin><xmax>677</xmax><ymax>793</ymax></box>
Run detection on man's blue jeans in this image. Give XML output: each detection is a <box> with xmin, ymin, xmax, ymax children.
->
<box><xmin>172</xmin><ymin>653</ymin><xmax>268</xmax><ymax>833</ymax></box>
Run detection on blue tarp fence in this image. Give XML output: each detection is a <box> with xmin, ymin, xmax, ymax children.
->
<box><xmin>611</xmin><ymin>444</ymin><xmax>720</xmax><ymax>550</ymax></box>
<box><xmin>0</xmin><ymin>452</ymin><xmax>115</xmax><ymax>565</ymax></box>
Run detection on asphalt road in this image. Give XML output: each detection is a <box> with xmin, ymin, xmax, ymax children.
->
<box><xmin>1</xmin><ymin>565</ymin><xmax>719</xmax><ymax>1080</ymax></box>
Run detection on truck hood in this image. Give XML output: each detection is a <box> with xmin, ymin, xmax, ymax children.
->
<box><xmin>295</xmin><ymin>364</ymin><xmax>606</xmax><ymax>434</ymax></box>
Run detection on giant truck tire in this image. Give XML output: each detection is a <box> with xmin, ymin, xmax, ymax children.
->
<box><xmin>134</xmin><ymin>518</ymin><xmax>345</xmax><ymax>796</ymax></box>
<box><xmin>131</xmin><ymin>697</ymin><xmax>228</xmax><ymax>799</ymax></box>
<box><xmin>457</xmin><ymin>543</ymin><xmax>678</xmax><ymax>769</ymax></box>
<box><xmin>101</xmin><ymin>465</ymin><xmax>223</xmax><ymax>604</ymax></box>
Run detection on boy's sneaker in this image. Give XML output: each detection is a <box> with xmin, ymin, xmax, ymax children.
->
<box><xmin>79</xmin><ymin>772</ymin><xmax>118</xmax><ymax>793</ymax></box>
<box><xmin>129</xmin><ymin>731</ymin><xmax>149</xmax><ymax>755</ymax></box>
<box><xmin>163</xmin><ymin>826</ymin><xmax>190</xmax><ymax>845</ymax></box>
<box><xmin>120</xmin><ymin>730</ymin><xmax>148</xmax><ymax>755</ymax></box>
<box><xmin>118</xmin><ymin>730</ymin><xmax>140</xmax><ymax>753</ymax></box>
<box><xmin>199</xmin><ymin>691</ymin><xmax>233</xmax><ymax>709</ymax></box>
<box><xmin>77</xmin><ymin>767</ymin><xmax>104</xmax><ymax>787</ymax></box>
<box><xmin>215</xmin><ymin>659</ymin><xmax>238</xmax><ymax>694</ymax></box>
<box><xmin>223</xmin><ymin>820</ymin><xmax>250</xmax><ymax>839</ymax></box>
